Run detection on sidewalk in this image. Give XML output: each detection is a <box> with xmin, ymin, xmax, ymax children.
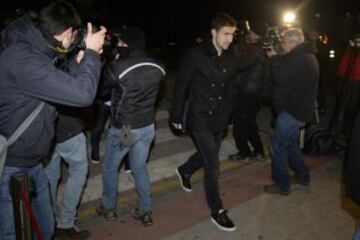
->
<box><xmin>78</xmin><ymin>154</ymin><xmax>360</xmax><ymax>240</ymax></box>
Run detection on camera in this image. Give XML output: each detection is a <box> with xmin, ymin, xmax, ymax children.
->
<box><xmin>262</xmin><ymin>27</ymin><xmax>282</xmax><ymax>52</ymax></box>
<box><xmin>350</xmin><ymin>34</ymin><xmax>360</xmax><ymax>49</ymax></box>
<box><xmin>74</xmin><ymin>25</ymin><xmax>119</xmax><ymax>53</ymax></box>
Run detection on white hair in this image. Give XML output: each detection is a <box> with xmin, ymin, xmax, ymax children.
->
<box><xmin>283</xmin><ymin>28</ymin><xmax>305</xmax><ymax>45</ymax></box>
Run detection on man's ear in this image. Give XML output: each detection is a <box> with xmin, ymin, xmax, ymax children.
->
<box><xmin>211</xmin><ymin>28</ymin><xmax>217</xmax><ymax>38</ymax></box>
<box><xmin>54</xmin><ymin>27</ymin><xmax>73</xmax><ymax>42</ymax></box>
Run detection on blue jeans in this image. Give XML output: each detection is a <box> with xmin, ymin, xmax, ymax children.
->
<box><xmin>354</xmin><ymin>224</ymin><xmax>360</xmax><ymax>240</ymax></box>
<box><xmin>101</xmin><ymin>124</ymin><xmax>154</xmax><ymax>215</ymax></box>
<box><xmin>0</xmin><ymin>163</ymin><xmax>54</xmax><ymax>240</ymax></box>
<box><xmin>45</xmin><ymin>132</ymin><xmax>88</xmax><ymax>229</ymax></box>
<box><xmin>270</xmin><ymin>111</ymin><xmax>310</xmax><ymax>191</ymax></box>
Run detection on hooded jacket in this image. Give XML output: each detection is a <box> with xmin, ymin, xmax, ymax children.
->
<box><xmin>270</xmin><ymin>43</ymin><xmax>319</xmax><ymax>122</ymax></box>
<box><xmin>104</xmin><ymin>27</ymin><xmax>165</xmax><ymax>129</ymax></box>
<box><xmin>0</xmin><ymin>15</ymin><xmax>101</xmax><ymax>167</ymax></box>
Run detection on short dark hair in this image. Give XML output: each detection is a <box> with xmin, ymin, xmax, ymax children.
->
<box><xmin>211</xmin><ymin>13</ymin><xmax>236</xmax><ymax>31</ymax></box>
<box><xmin>39</xmin><ymin>0</ymin><xmax>81</xmax><ymax>35</ymax></box>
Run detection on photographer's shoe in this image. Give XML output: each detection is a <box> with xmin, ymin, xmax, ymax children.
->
<box><xmin>211</xmin><ymin>209</ymin><xmax>236</xmax><ymax>232</ymax></box>
<box><xmin>54</xmin><ymin>226</ymin><xmax>90</xmax><ymax>239</ymax></box>
<box><xmin>290</xmin><ymin>175</ymin><xmax>311</xmax><ymax>186</ymax></box>
<box><xmin>176</xmin><ymin>167</ymin><xmax>192</xmax><ymax>192</ymax></box>
<box><xmin>132</xmin><ymin>208</ymin><xmax>153</xmax><ymax>227</ymax></box>
<box><xmin>96</xmin><ymin>203</ymin><xmax>117</xmax><ymax>222</ymax></box>
<box><xmin>263</xmin><ymin>184</ymin><xmax>291</xmax><ymax>196</ymax></box>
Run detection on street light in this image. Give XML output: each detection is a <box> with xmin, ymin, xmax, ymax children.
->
<box><xmin>283</xmin><ymin>11</ymin><xmax>296</xmax><ymax>26</ymax></box>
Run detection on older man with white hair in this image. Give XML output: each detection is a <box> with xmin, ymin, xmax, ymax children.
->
<box><xmin>264</xmin><ymin>28</ymin><xmax>319</xmax><ymax>195</ymax></box>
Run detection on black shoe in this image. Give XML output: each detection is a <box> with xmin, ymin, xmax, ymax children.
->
<box><xmin>55</xmin><ymin>226</ymin><xmax>90</xmax><ymax>239</ymax></box>
<box><xmin>176</xmin><ymin>167</ymin><xmax>192</xmax><ymax>192</ymax></box>
<box><xmin>211</xmin><ymin>209</ymin><xmax>236</xmax><ymax>232</ymax></box>
<box><xmin>96</xmin><ymin>203</ymin><xmax>117</xmax><ymax>221</ymax></box>
<box><xmin>263</xmin><ymin>184</ymin><xmax>291</xmax><ymax>196</ymax></box>
<box><xmin>91</xmin><ymin>158</ymin><xmax>100</xmax><ymax>164</ymax></box>
<box><xmin>132</xmin><ymin>208</ymin><xmax>153</xmax><ymax>227</ymax></box>
<box><xmin>228</xmin><ymin>152</ymin><xmax>251</xmax><ymax>163</ymax></box>
<box><xmin>290</xmin><ymin>175</ymin><xmax>311</xmax><ymax>186</ymax></box>
<box><xmin>250</xmin><ymin>152</ymin><xmax>265</xmax><ymax>162</ymax></box>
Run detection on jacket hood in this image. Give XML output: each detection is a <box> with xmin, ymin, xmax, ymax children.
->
<box><xmin>2</xmin><ymin>15</ymin><xmax>53</xmax><ymax>55</ymax></box>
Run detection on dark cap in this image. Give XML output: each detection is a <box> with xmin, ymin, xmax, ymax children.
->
<box><xmin>120</xmin><ymin>26</ymin><xmax>145</xmax><ymax>50</ymax></box>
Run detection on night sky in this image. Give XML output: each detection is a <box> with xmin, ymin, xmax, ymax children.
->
<box><xmin>1</xmin><ymin>0</ymin><xmax>359</xmax><ymax>46</ymax></box>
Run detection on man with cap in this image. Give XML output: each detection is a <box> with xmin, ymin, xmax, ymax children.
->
<box><xmin>96</xmin><ymin>26</ymin><xmax>165</xmax><ymax>227</ymax></box>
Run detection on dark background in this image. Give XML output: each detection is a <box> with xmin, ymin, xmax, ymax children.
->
<box><xmin>1</xmin><ymin>0</ymin><xmax>359</xmax><ymax>47</ymax></box>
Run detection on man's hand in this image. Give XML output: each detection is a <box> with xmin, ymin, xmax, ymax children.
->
<box><xmin>84</xmin><ymin>22</ymin><xmax>107</xmax><ymax>54</ymax></box>
<box><xmin>76</xmin><ymin>50</ymin><xmax>85</xmax><ymax>63</ymax></box>
<box><xmin>171</xmin><ymin>122</ymin><xmax>182</xmax><ymax>130</ymax></box>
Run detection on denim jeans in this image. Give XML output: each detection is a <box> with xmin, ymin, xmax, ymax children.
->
<box><xmin>101</xmin><ymin>124</ymin><xmax>154</xmax><ymax>215</ymax></box>
<box><xmin>179</xmin><ymin>131</ymin><xmax>224</xmax><ymax>214</ymax></box>
<box><xmin>270</xmin><ymin>111</ymin><xmax>310</xmax><ymax>191</ymax></box>
<box><xmin>45</xmin><ymin>132</ymin><xmax>88</xmax><ymax>229</ymax></box>
<box><xmin>354</xmin><ymin>224</ymin><xmax>360</xmax><ymax>240</ymax></box>
<box><xmin>0</xmin><ymin>163</ymin><xmax>54</xmax><ymax>240</ymax></box>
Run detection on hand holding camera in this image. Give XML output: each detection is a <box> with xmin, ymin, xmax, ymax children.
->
<box><xmin>84</xmin><ymin>22</ymin><xmax>107</xmax><ymax>54</ymax></box>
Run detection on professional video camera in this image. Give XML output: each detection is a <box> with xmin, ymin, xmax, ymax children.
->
<box><xmin>262</xmin><ymin>27</ymin><xmax>282</xmax><ymax>53</ymax></box>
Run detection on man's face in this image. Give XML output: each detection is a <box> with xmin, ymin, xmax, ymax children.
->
<box><xmin>281</xmin><ymin>36</ymin><xmax>297</xmax><ymax>54</ymax></box>
<box><xmin>211</xmin><ymin>26</ymin><xmax>236</xmax><ymax>51</ymax></box>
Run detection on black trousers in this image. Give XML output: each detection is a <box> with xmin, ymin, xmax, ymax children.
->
<box><xmin>90</xmin><ymin>103</ymin><xmax>110</xmax><ymax>160</ymax></box>
<box><xmin>232</xmin><ymin>92</ymin><xmax>264</xmax><ymax>156</ymax></box>
<box><xmin>179</xmin><ymin>131</ymin><xmax>223</xmax><ymax>214</ymax></box>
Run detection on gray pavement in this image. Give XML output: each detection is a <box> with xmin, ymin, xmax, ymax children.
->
<box><xmin>165</xmin><ymin>159</ymin><xmax>359</xmax><ymax>240</ymax></box>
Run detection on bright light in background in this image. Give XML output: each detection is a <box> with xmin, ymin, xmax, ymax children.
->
<box><xmin>329</xmin><ymin>50</ymin><xmax>335</xmax><ymax>59</ymax></box>
<box><xmin>283</xmin><ymin>11</ymin><xmax>296</xmax><ymax>25</ymax></box>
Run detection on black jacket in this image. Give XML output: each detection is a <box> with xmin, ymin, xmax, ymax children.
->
<box><xmin>270</xmin><ymin>43</ymin><xmax>319</xmax><ymax>122</ymax></box>
<box><xmin>171</xmin><ymin>41</ymin><xmax>255</xmax><ymax>133</ymax></box>
<box><xmin>0</xmin><ymin>15</ymin><xmax>101</xmax><ymax>167</ymax></box>
<box><xmin>105</xmin><ymin>50</ymin><xmax>165</xmax><ymax>129</ymax></box>
<box><xmin>346</xmin><ymin>112</ymin><xmax>360</xmax><ymax>206</ymax></box>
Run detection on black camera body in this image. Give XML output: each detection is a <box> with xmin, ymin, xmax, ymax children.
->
<box><xmin>262</xmin><ymin>27</ymin><xmax>282</xmax><ymax>52</ymax></box>
<box><xmin>75</xmin><ymin>25</ymin><xmax>119</xmax><ymax>53</ymax></box>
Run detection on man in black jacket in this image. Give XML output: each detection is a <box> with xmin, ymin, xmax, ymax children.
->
<box><xmin>96</xmin><ymin>26</ymin><xmax>165</xmax><ymax>227</ymax></box>
<box><xmin>264</xmin><ymin>28</ymin><xmax>319</xmax><ymax>195</ymax></box>
<box><xmin>171</xmin><ymin>13</ymin><xmax>249</xmax><ymax>232</ymax></box>
<box><xmin>0</xmin><ymin>1</ymin><xmax>106</xmax><ymax>239</ymax></box>
<box><xmin>346</xmin><ymin>111</ymin><xmax>360</xmax><ymax>240</ymax></box>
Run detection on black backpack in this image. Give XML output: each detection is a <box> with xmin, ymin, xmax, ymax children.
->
<box><xmin>302</xmin><ymin>101</ymin><xmax>335</xmax><ymax>155</ymax></box>
<box><xmin>302</xmin><ymin>123</ymin><xmax>335</xmax><ymax>155</ymax></box>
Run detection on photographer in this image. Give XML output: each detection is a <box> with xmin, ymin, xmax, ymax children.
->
<box><xmin>264</xmin><ymin>28</ymin><xmax>319</xmax><ymax>195</ymax></box>
<box><xmin>228</xmin><ymin>21</ymin><xmax>269</xmax><ymax>162</ymax></box>
<box><xmin>0</xmin><ymin>1</ymin><xmax>106</xmax><ymax>239</ymax></box>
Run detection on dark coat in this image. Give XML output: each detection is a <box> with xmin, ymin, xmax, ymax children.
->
<box><xmin>105</xmin><ymin>50</ymin><xmax>165</xmax><ymax>129</ymax></box>
<box><xmin>0</xmin><ymin>15</ymin><xmax>101</xmax><ymax>167</ymax></box>
<box><xmin>170</xmin><ymin>41</ymin><xmax>255</xmax><ymax>133</ymax></box>
<box><xmin>346</xmin><ymin>112</ymin><xmax>360</xmax><ymax>206</ymax></box>
<box><xmin>270</xmin><ymin>43</ymin><xmax>319</xmax><ymax>122</ymax></box>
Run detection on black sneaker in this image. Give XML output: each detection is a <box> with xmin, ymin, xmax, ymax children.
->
<box><xmin>55</xmin><ymin>226</ymin><xmax>90</xmax><ymax>239</ymax></box>
<box><xmin>228</xmin><ymin>152</ymin><xmax>251</xmax><ymax>163</ymax></box>
<box><xmin>290</xmin><ymin>175</ymin><xmax>311</xmax><ymax>186</ymax></box>
<box><xmin>132</xmin><ymin>208</ymin><xmax>153</xmax><ymax>227</ymax></box>
<box><xmin>91</xmin><ymin>158</ymin><xmax>100</xmax><ymax>164</ymax></box>
<box><xmin>263</xmin><ymin>184</ymin><xmax>291</xmax><ymax>196</ymax></box>
<box><xmin>250</xmin><ymin>153</ymin><xmax>265</xmax><ymax>162</ymax></box>
<box><xmin>211</xmin><ymin>209</ymin><xmax>236</xmax><ymax>232</ymax></box>
<box><xmin>176</xmin><ymin>167</ymin><xmax>192</xmax><ymax>192</ymax></box>
<box><xmin>96</xmin><ymin>203</ymin><xmax>117</xmax><ymax>221</ymax></box>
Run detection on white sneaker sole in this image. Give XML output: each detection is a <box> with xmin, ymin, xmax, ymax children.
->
<box><xmin>175</xmin><ymin>168</ymin><xmax>192</xmax><ymax>192</ymax></box>
<box><xmin>211</xmin><ymin>218</ymin><xmax>236</xmax><ymax>232</ymax></box>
